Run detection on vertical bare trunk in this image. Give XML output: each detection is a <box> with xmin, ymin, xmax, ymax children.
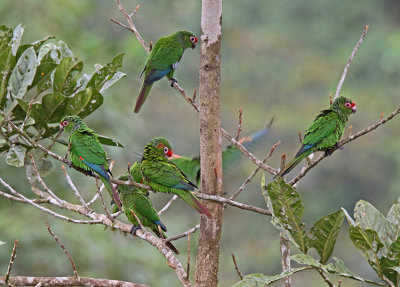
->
<box><xmin>194</xmin><ymin>0</ymin><xmax>223</xmax><ymax>286</ymax></box>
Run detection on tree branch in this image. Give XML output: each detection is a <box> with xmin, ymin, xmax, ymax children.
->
<box><xmin>4</xmin><ymin>239</ymin><xmax>18</xmax><ymax>286</ymax></box>
<box><xmin>0</xmin><ymin>276</ymin><xmax>150</xmax><ymax>287</ymax></box>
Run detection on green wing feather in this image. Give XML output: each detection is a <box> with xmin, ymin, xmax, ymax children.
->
<box><xmin>169</xmin><ymin>156</ymin><xmax>200</xmax><ymax>185</ymax></box>
<box><xmin>146</xmin><ymin>37</ymin><xmax>184</xmax><ymax>71</ymax></box>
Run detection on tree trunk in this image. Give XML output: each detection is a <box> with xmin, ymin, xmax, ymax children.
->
<box><xmin>194</xmin><ymin>0</ymin><xmax>223</xmax><ymax>286</ymax></box>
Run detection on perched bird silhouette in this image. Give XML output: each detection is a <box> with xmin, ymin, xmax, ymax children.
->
<box><xmin>60</xmin><ymin>115</ymin><xmax>122</xmax><ymax>210</ymax></box>
<box><xmin>275</xmin><ymin>96</ymin><xmax>356</xmax><ymax>178</ymax></box>
<box><xmin>134</xmin><ymin>30</ymin><xmax>198</xmax><ymax>113</ymax></box>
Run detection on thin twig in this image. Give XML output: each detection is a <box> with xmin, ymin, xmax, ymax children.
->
<box><xmin>334</xmin><ymin>25</ymin><xmax>369</xmax><ymax>100</ymax></box>
<box><xmin>289</xmin><ymin>107</ymin><xmax>400</xmax><ymax>186</ymax></box>
<box><xmin>231</xmin><ymin>253</ymin><xmax>243</xmax><ymax>280</ymax></box>
<box><xmin>317</xmin><ymin>269</ymin><xmax>336</xmax><ymax>287</ymax></box>
<box><xmin>235</xmin><ymin>107</ymin><xmax>243</xmax><ymax>141</ymax></box>
<box><xmin>165</xmin><ymin>224</ymin><xmax>200</xmax><ymax>242</ymax></box>
<box><xmin>225</xmin><ymin>141</ymin><xmax>280</xmax><ymax>206</ymax></box>
<box><xmin>158</xmin><ymin>195</ymin><xmax>179</xmax><ymax>216</ymax></box>
<box><xmin>185</xmin><ymin>231</ymin><xmax>191</xmax><ymax>280</ymax></box>
<box><xmin>61</xmin><ymin>165</ymin><xmax>89</xmax><ymax>209</ymax></box>
<box><xmin>95</xmin><ymin>179</ymin><xmax>113</xmax><ymax>222</ymax></box>
<box><xmin>46</xmin><ymin>223</ymin><xmax>79</xmax><ymax>278</ymax></box>
<box><xmin>29</xmin><ymin>155</ymin><xmax>63</xmax><ymax>204</ymax></box>
<box><xmin>0</xmin><ymin>190</ymin><xmax>49</xmax><ymax>204</ymax></box>
<box><xmin>5</xmin><ymin>239</ymin><xmax>18</xmax><ymax>286</ymax></box>
<box><xmin>195</xmin><ymin>193</ymin><xmax>272</xmax><ymax>216</ymax></box>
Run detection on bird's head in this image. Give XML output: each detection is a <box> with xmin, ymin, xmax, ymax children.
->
<box><xmin>149</xmin><ymin>137</ymin><xmax>173</xmax><ymax>159</ymax></box>
<box><xmin>178</xmin><ymin>31</ymin><xmax>198</xmax><ymax>49</ymax></box>
<box><xmin>333</xmin><ymin>96</ymin><xmax>356</xmax><ymax>115</ymax></box>
<box><xmin>59</xmin><ymin>115</ymin><xmax>83</xmax><ymax>134</ymax></box>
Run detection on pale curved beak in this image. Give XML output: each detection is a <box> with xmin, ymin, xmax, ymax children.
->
<box><xmin>352</xmin><ymin>105</ymin><xmax>357</xmax><ymax>113</ymax></box>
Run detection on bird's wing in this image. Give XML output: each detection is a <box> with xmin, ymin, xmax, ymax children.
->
<box><xmin>70</xmin><ymin>131</ymin><xmax>107</xmax><ymax>165</ymax></box>
<box><xmin>146</xmin><ymin>39</ymin><xmax>184</xmax><ymax>71</ymax></box>
<box><xmin>143</xmin><ymin>160</ymin><xmax>196</xmax><ymax>190</ymax></box>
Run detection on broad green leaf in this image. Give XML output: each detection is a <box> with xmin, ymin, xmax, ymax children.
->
<box><xmin>100</xmin><ymin>71</ymin><xmax>126</xmax><ymax>93</ymax></box>
<box><xmin>386</xmin><ymin>199</ymin><xmax>400</xmax><ymax>244</ymax></box>
<box><xmin>379</xmin><ymin>256</ymin><xmax>399</xmax><ymax>285</ymax></box>
<box><xmin>0</xmin><ymin>25</ymin><xmax>13</xmax><ymax>52</ymax></box>
<box><xmin>392</xmin><ymin>267</ymin><xmax>400</xmax><ymax>274</ymax></box>
<box><xmin>10</xmin><ymin>24</ymin><xmax>24</xmax><ymax>56</ymax></box>
<box><xmin>53</xmin><ymin>57</ymin><xmax>83</xmax><ymax>94</ymax></box>
<box><xmin>0</xmin><ymin>144</ymin><xmax>10</xmax><ymax>153</ymax></box>
<box><xmin>5</xmin><ymin>145</ymin><xmax>26</xmax><ymax>167</ymax></box>
<box><xmin>349</xmin><ymin>226</ymin><xmax>384</xmax><ymax>275</ymax></box>
<box><xmin>98</xmin><ymin>135</ymin><xmax>124</xmax><ymax>148</ymax></box>
<box><xmin>16</xmin><ymin>35</ymin><xmax>55</xmax><ymax>58</ymax></box>
<box><xmin>39</xmin><ymin>93</ymin><xmax>68</xmax><ymax>123</ymax></box>
<box><xmin>37</xmin><ymin>43</ymin><xmax>57</xmax><ymax>64</ymax></box>
<box><xmin>292</xmin><ymin>254</ymin><xmax>384</xmax><ymax>285</ymax></box>
<box><xmin>86</xmin><ymin>53</ymin><xmax>124</xmax><ymax>92</ymax></box>
<box><xmin>42</xmin><ymin>127</ymin><xmax>61</xmax><ymax>138</ymax></box>
<box><xmin>390</xmin><ymin>236</ymin><xmax>400</xmax><ymax>256</ymax></box>
<box><xmin>15</xmin><ymin>99</ymin><xmax>47</xmax><ymax>129</ymax></box>
<box><xmin>57</xmin><ymin>40</ymin><xmax>74</xmax><ymax>59</ymax></box>
<box><xmin>354</xmin><ymin>200</ymin><xmax>390</xmax><ymax>249</ymax></box>
<box><xmin>76</xmin><ymin>89</ymin><xmax>103</xmax><ymax>118</ymax></box>
<box><xmin>0</xmin><ymin>46</ymin><xmax>15</xmax><ymax>107</ymax></box>
<box><xmin>232</xmin><ymin>268</ymin><xmax>308</xmax><ymax>287</ymax></box>
<box><xmin>310</xmin><ymin>209</ymin><xmax>345</xmax><ymax>264</ymax></box>
<box><xmin>5</xmin><ymin>46</ymin><xmax>37</xmax><ymax>113</ymax></box>
<box><xmin>65</xmin><ymin>88</ymin><xmax>93</xmax><ymax>115</ymax></box>
<box><xmin>266</xmin><ymin>178</ymin><xmax>308</xmax><ymax>253</ymax></box>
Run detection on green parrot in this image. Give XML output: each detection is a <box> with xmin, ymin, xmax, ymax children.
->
<box><xmin>275</xmin><ymin>96</ymin><xmax>357</xmax><ymax>178</ymax></box>
<box><xmin>59</xmin><ymin>115</ymin><xmax>122</xmax><ymax>210</ymax></box>
<box><xmin>170</xmin><ymin>122</ymin><xmax>273</xmax><ymax>184</ymax></box>
<box><xmin>115</xmin><ymin>175</ymin><xmax>179</xmax><ymax>255</ymax></box>
<box><xmin>140</xmin><ymin>137</ymin><xmax>212</xmax><ymax>218</ymax></box>
<box><xmin>134</xmin><ymin>30</ymin><xmax>198</xmax><ymax>113</ymax></box>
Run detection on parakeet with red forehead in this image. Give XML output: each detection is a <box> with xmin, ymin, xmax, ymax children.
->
<box><xmin>140</xmin><ymin>137</ymin><xmax>212</xmax><ymax>218</ymax></box>
<box><xmin>114</xmin><ymin>175</ymin><xmax>179</xmax><ymax>255</ymax></box>
<box><xmin>275</xmin><ymin>96</ymin><xmax>357</xmax><ymax>178</ymax></box>
<box><xmin>134</xmin><ymin>30</ymin><xmax>198</xmax><ymax>113</ymax></box>
<box><xmin>60</xmin><ymin>115</ymin><xmax>122</xmax><ymax>211</ymax></box>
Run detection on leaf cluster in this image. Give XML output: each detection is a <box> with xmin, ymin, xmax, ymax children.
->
<box><xmin>0</xmin><ymin>24</ymin><xmax>125</xmax><ymax>169</ymax></box>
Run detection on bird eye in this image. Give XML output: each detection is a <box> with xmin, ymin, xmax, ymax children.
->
<box><xmin>62</xmin><ymin>121</ymin><xmax>69</xmax><ymax>127</ymax></box>
<box><xmin>190</xmin><ymin>36</ymin><xmax>197</xmax><ymax>43</ymax></box>
<box><xmin>164</xmin><ymin>147</ymin><xmax>169</xmax><ymax>154</ymax></box>
<box><xmin>345</xmin><ymin>102</ymin><xmax>352</xmax><ymax>108</ymax></box>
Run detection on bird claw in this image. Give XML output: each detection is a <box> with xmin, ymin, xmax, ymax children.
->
<box><xmin>325</xmin><ymin>143</ymin><xmax>343</xmax><ymax>156</ymax></box>
<box><xmin>130</xmin><ymin>225</ymin><xmax>141</xmax><ymax>235</ymax></box>
<box><xmin>170</xmin><ymin>78</ymin><xmax>178</xmax><ymax>87</ymax></box>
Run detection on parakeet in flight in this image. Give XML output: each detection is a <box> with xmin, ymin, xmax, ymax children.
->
<box><xmin>116</xmin><ymin>175</ymin><xmax>179</xmax><ymax>254</ymax></box>
<box><xmin>170</xmin><ymin>121</ymin><xmax>273</xmax><ymax>184</ymax></box>
<box><xmin>275</xmin><ymin>96</ymin><xmax>356</xmax><ymax>178</ymax></box>
<box><xmin>60</xmin><ymin>115</ymin><xmax>122</xmax><ymax>210</ymax></box>
<box><xmin>140</xmin><ymin>137</ymin><xmax>212</xmax><ymax>218</ymax></box>
<box><xmin>134</xmin><ymin>30</ymin><xmax>198</xmax><ymax>113</ymax></box>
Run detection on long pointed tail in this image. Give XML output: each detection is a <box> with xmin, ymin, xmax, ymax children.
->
<box><xmin>134</xmin><ymin>82</ymin><xmax>152</xmax><ymax>113</ymax></box>
<box><xmin>155</xmin><ymin>229</ymin><xmax>179</xmax><ymax>255</ymax></box>
<box><xmin>177</xmin><ymin>190</ymin><xmax>212</xmax><ymax>218</ymax></box>
<box><xmin>274</xmin><ymin>154</ymin><xmax>307</xmax><ymax>179</ymax></box>
<box><xmin>100</xmin><ymin>176</ymin><xmax>123</xmax><ymax>211</ymax></box>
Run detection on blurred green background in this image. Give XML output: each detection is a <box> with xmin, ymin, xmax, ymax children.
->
<box><xmin>1</xmin><ymin>0</ymin><xmax>400</xmax><ymax>286</ymax></box>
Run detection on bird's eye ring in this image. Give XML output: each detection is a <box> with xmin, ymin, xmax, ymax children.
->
<box><xmin>62</xmin><ymin>121</ymin><xmax>69</xmax><ymax>127</ymax></box>
<box><xmin>190</xmin><ymin>36</ymin><xmax>197</xmax><ymax>43</ymax></box>
<box><xmin>164</xmin><ymin>147</ymin><xmax>169</xmax><ymax>154</ymax></box>
<box><xmin>345</xmin><ymin>102</ymin><xmax>352</xmax><ymax>108</ymax></box>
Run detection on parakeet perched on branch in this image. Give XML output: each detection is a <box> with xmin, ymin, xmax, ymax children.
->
<box><xmin>60</xmin><ymin>115</ymin><xmax>122</xmax><ymax>210</ymax></box>
<box><xmin>140</xmin><ymin>137</ymin><xmax>212</xmax><ymax>218</ymax></box>
<box><xmin>275</xmin><ymin>96</ymin><xmax>356</xmax><ymax>178</ymax></box>
<box><xmin>116</xmin><ymin>175</ymin><xmax>179</xmax><ymax>255</ymax></box>
<box><xmin>134</xmin><ymin>30</ymin><xmax>198</xmax><ymax>113</ymax></box>
<box><xmin>170</xmin><ymin>122</ymin><xmax>273</xmax><ymax>184</ymax></box>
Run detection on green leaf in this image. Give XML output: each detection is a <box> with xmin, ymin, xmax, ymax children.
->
<box><xmin>16</xmin><ymin>99</ymin><xmax>47</xmax><ymax>129</ymax></box>
<box><xmin>0</xmin><ymin>144</ymin><xmax>10</xmax><ymax>153</ymax></box>
<box><xmin>57</xmin><ymin>40</ymin><xmax>74</xmax><ymax>58</ymax></box>
<box><xmin>354</xmin><ymin>200</ymin><xmax>390</xmax><ymax>249</ymax></box>
<box><xmin>39</xmin><ymin>93</ymin><xmax>68</xmax><ymax>123</ymax></box>
<box><xmin>5</xmin><ymin>46</ymin><xmax>37</xmax><ymax>113</ymax></box>
<box><xmin>16</xmin><ymin>35</ymin><xmax>55</xmax><ymax>59</ymax></box>
<box><xmin>265</xmin><ymin>178</ymin><xmax>308</xmax><ymax>253</ymax></box>
<box><xmin>100</xmin><ymin>71</ymin><xmax>126</xmax><ymax>93</ymax></box>
<box><xmin>10</xmin><ymin>24</ymin><xmax>24</xmax><ymax>56</ymax></box>
<box><xmin>379</xmin><ymin>256</ymin><xmax>399</xmax><ymax>285</ymax></box>
<box><xmin>86</xmin><ymin>53</ymin><xmax>125</xmax><ymax>92</ymax></box>
<box><xmin>98</xmin><ymin>135</ymin><xmax>124</xmax><ymax>148</ymax></box>
<box><xmin>5</xmin><ymin>145</ymin><xmax>26</xmax><ymax>167</ymax></box>
<box><xmin>232</xmin><ymin>268</ymin><xmax>308</xmax><ymax>287</ymax></box>
<box><xmin>349</xmin><ymin>226</ymin><xmax>384</xmax><ymax>275</ymax></box>
<box><xmin>386</xmin><ymin>199</ymin><xmax>400</xmax><ymax>244</ymax></box>
<box><xmin>53</xmin><ymin>57</ymin><xmax>83</xmax><ymax>94</ymax></box>
<box><xmin>76</xmin><ymin>88</ymin><xmax>103</xmax><ymax>118</ymax></box>
<box><xmin>42</xmin><ymin>127</ymin><xmax>61</xmax><ymax>138</ymax></box>
<box><xmin>310</xmin><ymin>209</ymin><xmax>345</xmax><ymax>264</ymax></box>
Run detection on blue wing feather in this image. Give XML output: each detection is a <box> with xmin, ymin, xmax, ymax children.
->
<box><xmin>145</xmin><ymin>69</ymin><xmax>171</xmax><ymax>85</ymax></box>
<box><xmin>82</xmin><ymin>159</ymin><xmax>109</xmax><ymax>180</ymax></box>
